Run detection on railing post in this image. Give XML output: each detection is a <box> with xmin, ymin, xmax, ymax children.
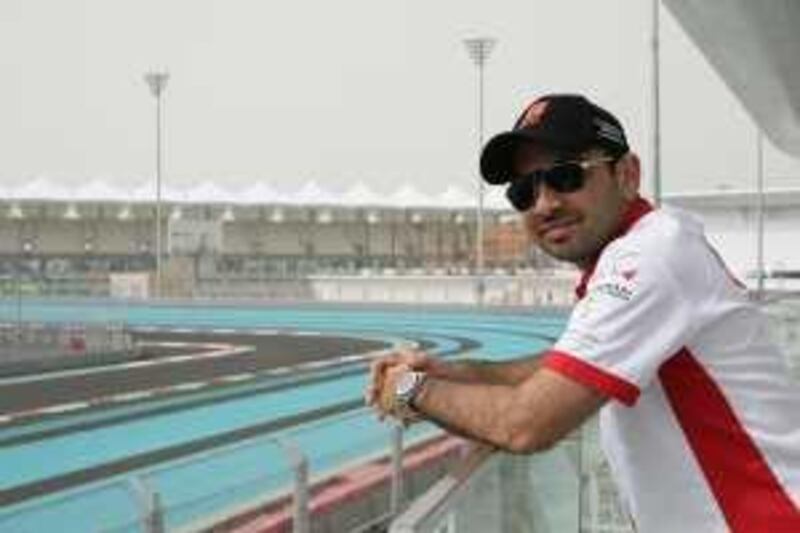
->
<box><xmin>128</xmin><ymin>476</ymin><xmax>165</xmax><ymax>533</ymax></box>
<box><xmin>275</xmin><ymin>438</ymin><xmax>310</xmax><ymax>533</ymax></box>
<box><xmin>390</xmin><ymin>424</ymin><xmax>405</xmax><ymax>516</ymax></box>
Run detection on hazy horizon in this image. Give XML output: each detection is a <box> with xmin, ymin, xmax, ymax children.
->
<box><xmin>3</xmin><ymin>0</ymin><xmax>799</xmax><ymax>198</ymax></box>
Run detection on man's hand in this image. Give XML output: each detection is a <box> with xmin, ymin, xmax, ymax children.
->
<box><xmin>372</xmin><ymin>362</ymin><xmax>426</xmax><ymax>426</ymax></box>
<box><xmin>364</xmin><ymin>348</ymin><xmax>443</xmax><ymax>410</ymax></box>
<box><xmin>374</xmin><ymin>362</ymin><xmax>407</xmax><ymax>416</ymax></box>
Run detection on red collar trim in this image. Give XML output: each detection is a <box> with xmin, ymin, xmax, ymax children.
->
<box><xmin>574</xmin><ymin>197</ymin><xmax>654</xmax><ymax>300</ymax></box>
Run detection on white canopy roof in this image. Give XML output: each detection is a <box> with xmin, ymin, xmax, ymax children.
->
<box><xmin>238</xmin><ymin>181</ymin><xmax>285</xmax><ymax>205</ymax></box>
<box><xmin>128</xmin><ymin>181</ymin><xmax>157</xmax><ymax>203</ymax></box>
<box><xmin>284</xmin><ymin>180</ymin><xmax>339</xmax><ymax>206</ymax></box>
<box><xmin>664</xmin><ymin>0</ymin><xmax>800</xmax><ymax>155</ymax></box>
<box><xmin>180</xmin><ymin>180</ymin><xmax>239</xmax><ymax>204</ymax></box>
<box><xmin>437</xmin><ymin>184</ymin><xmax>476</xmax><ymax>209</ymax></box>
<box><xmin>340</xmin><ymin>181</ymin><xmax>387</xmax><ymax>207</ymax></box>
<box><xmin>387</xmin><ymin>183</ymin><xmax>439</xmax><ymax>209</ymax></box>
<box><xmin>2</xmin><ymin>176</ymin><xmax>507</xmax><ymax>211</ymax></box>
<box><xmin>9</xmin><ymin>177</ymin><xmax>72</xmax><ymax>201</ymax></box>
<box><xmin>75</xmin><ymin>179</ymin><xmax>126</xmax><ymax>202</ymax></box>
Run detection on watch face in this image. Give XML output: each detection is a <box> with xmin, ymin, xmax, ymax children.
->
<box><xmin>396</xmin><ymin>372</ymin><xmax>418</xmax><ymax>397</ymax></box>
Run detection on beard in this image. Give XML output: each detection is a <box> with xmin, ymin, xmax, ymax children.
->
<box><xmin>528</xmin><ymin>212</ymin><xmax>616</xmax><ymax>268</ymax></box>
<box><xmin>538</xmin><ymin>233</ymin><xmax>604</xmax><ymax>265</ymax></box>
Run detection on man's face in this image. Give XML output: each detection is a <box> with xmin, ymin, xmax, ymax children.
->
<box><xmin>514</xmin><ymin>144</ymin><xmax>638</xmax><ymax>268</ymax></box>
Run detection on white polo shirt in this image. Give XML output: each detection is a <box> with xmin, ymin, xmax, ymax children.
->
<box><xmin>541</xmin><ymin>198</ymin><xmax>800</xmax><ymax>532</ymax></box>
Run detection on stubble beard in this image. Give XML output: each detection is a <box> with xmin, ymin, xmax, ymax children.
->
<box><xmin>533</xmin><ymin>218</ymin><xmax>616</xmax><ymax>269</ymax></box>
<box><xmin>539</xmin><ymin>236</ymin><xmax>601</xmax><ymax>267</ymax></box>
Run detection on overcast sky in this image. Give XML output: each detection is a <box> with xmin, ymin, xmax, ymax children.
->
<box><xmin>2</xmin><ymin>0</ymin><xmax>799</xmax><ymax>198</ymax></box>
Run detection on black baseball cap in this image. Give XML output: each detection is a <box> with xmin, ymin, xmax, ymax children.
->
<box><xmin>480</xmin><ymin>94</ymin><xmax>629</xmax><ymax>185</ymax></box>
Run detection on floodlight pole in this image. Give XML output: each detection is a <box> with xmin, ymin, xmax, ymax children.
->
<box><xmin>756</xmin><ymin>129</ymin><xmax>765</xmax><ymax>299</ymax></box>
<box><xmin>144</xmin><ymin>71</ymin><xmax>169</xmax><ymax>298</ymax></box>
<box><xmin>15</xmin><ymin>225</ymin><xmax>22</xmax><ymax>338</ymax></box>
<box><xmin>651</xmin><ymin>0</ymin><xmax>662</xmax><ymax>206</ymax></box>
<box><xmin>464</xmin><ymin>37</ymin><xmax>496</xmax><ymax>306</ymax></box>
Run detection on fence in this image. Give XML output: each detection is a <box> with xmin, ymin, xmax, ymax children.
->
<box><xmin>0</xmin><ymin>321</ymin><xmax>132</xmax><ymax>370</ymax></box>
<box><xmin>0</xmin><ymin>413</ymin><xmax>452</xmax><ymax>533</ymax></box>
<box><xmin>1</xmin><ymin>271</ymin><xmax>577</xmax><ymax>307</ymax></box>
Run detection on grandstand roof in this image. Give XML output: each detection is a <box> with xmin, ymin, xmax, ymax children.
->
<box><xmin>7</xmin><ymin>176</ymin><xmax>800</xmax><ymax>213</ymax></box>
<box><xmin>2</xmin><ymin>177</ymin><xmax>510</xmax><ymax>211</ymax></box>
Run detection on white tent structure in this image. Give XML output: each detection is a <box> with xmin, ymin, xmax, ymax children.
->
<box><xmin>237</xmin><ymin>181</ymin><xmax>286</xmax><ymax>205</ymax></box>
<box><xmin>9</xmin><ymin>177</ymin><xmax>72</xmax><ymax>202</ymax></box>
<box><xmin>1</xmin><ymin>179</ymin><xmax>501</xmax><ymax>211</ymax></box>
<box><xmin>437</xmin><ymin>185</ymin><xmax>476</xmax><ymax>210</ymax></box>
<box><xmin>340</xmin><ymin>182</ymin><xmax>388</xmax><ymax>208</ymax></box>
<box><xmin>72</xmin><ymin>180</ymin><xmax>122</xmax><ymax>203</ymax></box>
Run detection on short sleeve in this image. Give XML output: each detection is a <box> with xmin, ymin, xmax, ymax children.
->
<box><xmin>542</xmin><ymin>244</ymin><xmax>696</xmax><ymax>406</ymax></box>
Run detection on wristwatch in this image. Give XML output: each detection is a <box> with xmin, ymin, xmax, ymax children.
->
<box><xmin>394</xmin><ymin>370</ymin><xmax>428</xmax><ymax>412</ymax></box>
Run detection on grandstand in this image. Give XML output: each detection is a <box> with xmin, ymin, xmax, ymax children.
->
<box><xmin>0</xmin><ymin>178</ymin><xmax>567</xmax><ymax>303</ymax></box>
<box><xmin>3</xmin><ymin>177</ymin><xmax>800</xmax><ymax>303</ymax></box>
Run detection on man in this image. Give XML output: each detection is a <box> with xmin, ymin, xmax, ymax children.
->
<box><xmin>365</xmin><ymin>94</ymin><xmax>800</xmax><ymax>532</ymax></box>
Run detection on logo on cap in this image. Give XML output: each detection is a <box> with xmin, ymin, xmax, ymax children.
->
<box><xmin>520</xmin><ymin>100</ymin><xmax>549</xmax><ymax>129</ymax></box>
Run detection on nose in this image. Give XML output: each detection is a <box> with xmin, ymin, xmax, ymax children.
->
<box><xmin>530</xmin><ymin>181</ymin><xmax>563</xmax><ymax>215</ymax></box>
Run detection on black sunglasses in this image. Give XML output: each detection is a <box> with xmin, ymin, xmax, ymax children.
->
<box><xmin>505</xmin><ymin>157</ymin><xmax>616</xmax><ymax>212</ymax></box>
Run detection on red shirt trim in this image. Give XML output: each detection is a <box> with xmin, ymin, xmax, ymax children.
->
<box><xmin>575</xmin><ymin>196</ymin><xmax>654</xmax><ymax>300</ymax></box>
<box><xmin>541</xmin><ymin>350</ymin><xmax>640</xmax><ymax>407</ymax></box>
<box><xmin>659</xmin><ymin>349</ymin><xmax>800</xmax><ymax>531</ymax></box>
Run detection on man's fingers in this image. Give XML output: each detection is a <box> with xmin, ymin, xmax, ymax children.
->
<box><xmin>365</xmin><ymin>350</ymin><xmax>431</xmax><ymax>412</ymax></box>
<box><xmin>366</xmin><ymin>355</ymin><xmax>396</xmax><ymax>408</ymax></box>
<box><xmin>369</xmin><ymin>354</ymin><xmax>401</xmax><ymax>383</ymax></box>
<box><xmin>364</xmin><ymin>384</ymin><xmax>376</xmax><ymax>406</ymax></box>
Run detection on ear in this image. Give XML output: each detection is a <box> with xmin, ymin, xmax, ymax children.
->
<box><xmin>616</xmin><ymin>153</ymin><xmax>641</xmax><ymax>201</ymax></box>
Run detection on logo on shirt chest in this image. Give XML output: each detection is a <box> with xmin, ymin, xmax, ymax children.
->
<box><xmin>591</xmin><ymin>251</ymin><xmax>639</xmax><ymax>301</ymax></box>
<box><xmin>594</xmin><ymin>281</ymin><xmax>635</xmax><ymax>301</ymax></box>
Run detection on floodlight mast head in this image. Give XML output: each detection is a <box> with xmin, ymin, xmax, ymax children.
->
<box><xmin>144</xmin><ymin>72</ymin><xmax>169</xmax><ymax>98</ymax></box>
<box><xmin>463</xmin><ymin>38</ymin><xmax>496</xmax><ymax>66</ymax></box>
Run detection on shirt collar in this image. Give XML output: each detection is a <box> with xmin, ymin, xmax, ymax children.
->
<box><xmin>574</xmin><ymin>196</ymin><xmax>654</xmax><ymax>300</ymax></box>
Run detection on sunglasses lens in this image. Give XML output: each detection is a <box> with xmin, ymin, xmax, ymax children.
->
<box><xmin>505</xmin><ymin>161</ymin><xmax>595</xmax><ymax>211</ymax></box>
<box><xmin>545</xmin><ymin>164</ymin><xmax>585</xmax><ymax>193</ymax></box>
<box><xmin>506</xmin><ymin>177</ymin><xmax>533</xmax><ymax>212</ymax></box>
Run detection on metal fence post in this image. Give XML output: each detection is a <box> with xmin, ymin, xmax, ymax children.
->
<box><xmin>275</xmin><ymin>438</ymin><xmax>310</xmax><ymax>533</ymax></box>
<box><xmin>390</xmin><ymin>423</ymin><xmax>404</xmax><ymax>516</ymax></box>
<box><xmin>128</xmin><ymin>476</ymin><xmax>165</xmax><ymax>533</ymax></box>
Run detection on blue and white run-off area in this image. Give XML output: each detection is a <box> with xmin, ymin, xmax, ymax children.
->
<box><xmin>0</xmin><ymin>299</ymin><xmax>567</xmax><ymax>532</ymax></box>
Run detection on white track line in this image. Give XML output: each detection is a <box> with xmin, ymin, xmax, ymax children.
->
<box><xmin>113</xmin><ymin>391</ymin><xmax>156</xmax><ymax>402</ymax></box>
<box><xmin>0</xmin><ymin>331</ymin><xmax>410</xmax><ymax>425</ymax></box>
<box><xmin>171</xmin><ymin>382</ymin><xmax>206</xmax><ymax>392</ymax></box>
<box><xmin>39</xmin><ymin>402</ymin><xmax>88</xmax><ymax>415</ymax></box>
<box><xmin>219</xmin><ymin>373</ymin><xmax>254</xmax><ymax>383</ymax></box>
<box><xmin>0</xmin><ymin>343</ymin><xmax>254</xmax><ymax>387</ymax></box>
<box><xmin>125</xmin><ymin>360</ymin><xmax>157</xmax><ymax>368</ymax></box>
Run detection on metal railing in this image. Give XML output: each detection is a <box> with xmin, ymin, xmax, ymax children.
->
<box><xmin>390</xmin><ymin>422</ymin><xmax>633</xmax><ymax>533</ymax></box>
<box><xmin>0</xmin><ymin>410</ymin><xmax>449</xmax><ymax>533</ymax></box>
<box><xmin>0</xmin><ymin>269</ymin><xmax>577</xmax><ymax>307</ymax></box>
<box><xmin>390</xmin><ymin>294</ymin><xmax>800</xmax><ymax>533</ymax></box>
<box><xmin>762</xmin><ymin>292</ymin><xmax>800</xmax><ymax>379</ymax></box>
